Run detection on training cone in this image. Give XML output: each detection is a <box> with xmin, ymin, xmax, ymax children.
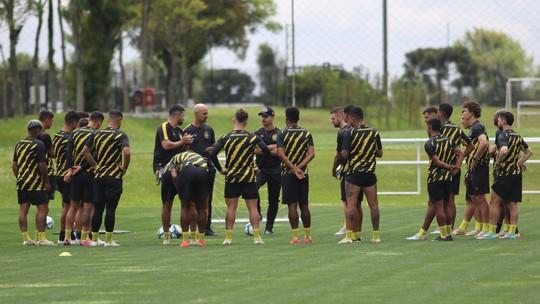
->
<box><xmin>59</xmin><ymin>251</ymin><xmax>72</xmax><ymax>257</ymax></box>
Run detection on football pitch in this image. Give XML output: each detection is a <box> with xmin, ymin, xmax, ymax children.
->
<box><xmin>0</xmin><ymin>106</ymin><xmax>539</xmax><ymax>303</ymax></box>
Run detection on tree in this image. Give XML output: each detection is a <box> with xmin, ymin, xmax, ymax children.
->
<box><xmin>257</xmin><ymin>43</ymin><xmax>280</xmax><ymax>104</ymax></box>
<box><xmin>0</xmin><ymin>0</ymin><xmax>28</xmax><ymax>116</ymax></box>
<box><xmin>456</xmin><ymin>28</ymin><xmax>534</xmax><ymax>105</ymax></box>
<box><xmin>201</xmin><ymin>69</ymin><xmax>255</xmax><ymax>103</ymax></box>
<box><xmin>66</xmin><ymin>0</ymin><xmax>84</xmax><ymax>111</ymax></box>
<box><xmin>30</xmin><ymin>0</ymin><xmax>46</xmax><ymax>114</ymax></box>
<box><xmin>57</xmin><ymin>0</ymin><xmax>67</xmax><ymax>111</ymax></box>
<box><xmin>47</xmin><ymin>0</ymin><xmax>58</xmax><ymax>112</ymax></box>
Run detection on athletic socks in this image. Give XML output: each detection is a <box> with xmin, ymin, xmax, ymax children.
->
<box><xmin>291</xmin><ymin>228</ymin><xmax>300</xmax><ymax>239</ymax></box>
<box><xmin>190</xmin><ymin>231</ymin><xmax>196</xmax><ymax>240</ymax></box>
<box><xmin>474</xmin><ymin>221</ymin><xmax>482</xmax><ymax>232</ymax></box>
<box><xmin>482</xmin><ymin>223</ymin><xmax>490</xmax><ymax>233</ymax></box>
<box><xmin>81</xmin><ymin>231</ymin><xmax>89</xmax><ymax>241</ymax></box>
<box><xmin>253</xmin><ymin>228</ymin><xmax>261</xmax><ymax>239</ymax></box>
<box><xmin>21</xmin><ymin>232</ymin><xmax>31</xmax><ymax>241</ymax></box>
<box><xmin>345</xmin><ymin>230</ymin><xmax>352</xmax><ymax>239</ymax></box>
<box><xmin>304</xmin><ymin>228</ymin><xmax>312</xmax><ymax>238</ymax></box>
<box><xmin>418</xmin><ymin>228</ymin><xmax>427</xmax><ymax>236</ymax></box>
<box><xmin>503</xmin><ymin>223</ymin><xmax>510</xmax><ymax>232</ymax></box>
<box><xmin>458</xmin><ymin>220</ymin><xmax>469</xmax><ymax>231</ymax></box>
<box><xmin>59</xmin><ymin>230</ymin><xmax>65</xmax><ymax>242</ymax></box>
<box><xmin>65</xmin><ymin>229</ymin><xmax>72</xmax><ymax>241</ymax></box>
<box><xmin>225</xmin><ymin>229</ymin><xmax>233</xmax><ymax>240</ymax></box>
<box><xmin>372</xmin><ymin>230</ymin><xmax>380</xmax><ymax>240</ymax></box>
<box><xmin>351</xmin><ymin>231</ymin><xmax>359</xmax><ymax>240</ymax></box>
<box><xmin>105</xmin><ymin>232</ymin><xmax>113</xmax><ymax>243</ymax></box>
<box><xmin>489</xmin><ymin>224</ymin><xmax>497</xmax><ymax>234</ymax></box>
<box><xmin>197</xmin><ymin>233</ymin><xmax>205</xmax><ymax>241</ymax></box>
<box><xmin>92</xmin><ymin>232</ymin><xmax>98</xmax><ymax>241</ymax></box>
<box><xmin>509</xmin><ymin>225</ymin><xmax>517</xmax><ymax>234</ymax></box>
<box><xmin>182</xmin><ymin>231</ymin><xmax>189</xmax><ymax>242</ymax></box>
<box><xmin>163</xmin><ymin>232</ymin><xmax>170</xmax><ymax>241</ymax></box>
<box><xmin>439</xmin><ymin>226</ymin><xmax>448</xmax><ymax>238</ymax></box>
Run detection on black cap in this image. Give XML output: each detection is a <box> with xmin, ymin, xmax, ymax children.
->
<box><xmin>258</xmin><ymin>106</ymin><xmax>275</xmax><ymax>117</ymax></box>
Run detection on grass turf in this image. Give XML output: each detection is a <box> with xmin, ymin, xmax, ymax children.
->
<box><xmin>0</xmin><ymin>106</ymin><xmax>539</xmax><ymax>303</ymax></box>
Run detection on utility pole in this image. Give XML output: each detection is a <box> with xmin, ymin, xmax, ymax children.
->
<box><xmin>291</xmin><ymin>0</ymin><xmax>296</xmax><ymax>107</ymax></box>
<box><xmin>382</xmin><ymin>0</ymin><xmax>388</xmax><ymax>98</ymax></box>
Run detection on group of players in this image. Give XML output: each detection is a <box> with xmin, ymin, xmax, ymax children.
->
<box><xmin>13</xmin><ymin>100</ymin><xmax>532</xmax><ymax>247</ymax></box>
<box><xmin>404</xmin><ymin>101</ymin><xmax>532</xmax><ymax>241</ymax></box>
<box><xmin>13</xmin><ymin>109</ymin><xmax>130</xmax><ymax>246</ymax></box>
<box><xmin>153</xmin><ymin>104</ymin><xmax>315</xmax><ymax>246</ymax></box>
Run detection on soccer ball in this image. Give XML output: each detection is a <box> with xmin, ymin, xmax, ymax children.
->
<box><xmin>46</xmin><ymin>216</ymin><xmax>54</xmax><ymax>230</ymax></box>
<box><xmin>244</xmin><ymin>223</ymin><xmax>253</xmax><ymax>236</ymax></box>
<box><xmin>169</xmin><ymin>224</ymin><xmax>182</xmax><ymax>239</ymax></box>
<box><xmin>157</xmin><ymin>226</ymin><xmax>165</xmax><ymax>239</ymax></box>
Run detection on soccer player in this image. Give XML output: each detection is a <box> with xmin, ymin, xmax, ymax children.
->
<box><xmin>479</xmin><ymin>111</ymin><xmax>532</xmax><ymax>240</ymax></box>
<box><xmin>331</xmin><ymin>105</ymin><xmax>363</xmax><ymax>236</ymax></box>
<box><xmin>13</xmin><ymin>120</ymin><xmax>53</xmax><ymax>246</ymax></box>
<box><xmin>153</xmin><ymin>105</ymin><xmax>193</xmax><ymax>245</ymax></box>
<box><xmin>51</xmin><ymin>111</ymin><xmax>80</xmax><ymax>244</ymax></box>
<box><xmin>65</xmin><ymin>111</ymin><xmax>104</xmax><ymax>245</ymax></box>
<box><xmin>183</xmin><ymin>103</ymin><xmax>223</xmax><ymax>236</ymax></box>
<box><xmin>209</xmin><ymin>109</ymin><xmax>270</xmax><ymax>245</ymax></box>
<box><xmin>418</xmin><ymin>118</ymin><xmax>463</xmax><ymax>241</ymax></box>
<box><xmin>277</xmin><ymin>107</ymin><xmax>315</xmax><ymax>244</ymax></box>
<box><xmin>38</xmin><ymin>110</ymin><xmax>55</xmax><ymax>204</ymax></box>
<box><xmin>254</xmin><ymin>105</ymin><xmax>282</xmax><ymax>234</ymax></box>
<box><xmin>82</xmin><ymin>110</ymin><xmax>131</xmax><ymax>247</ymax></box>
<box><xmin>453</xmin><ymin>101</ymin><xmax>490</xmax><ymax>238</ymax></box>
<box><xmin>339</xmin><ymin>106</ymin><xmax>382</xmax><ymax>244</ymax></box>
<box><xmin>165</xmin><ymin>151</ymin><xmax>210</xmax><ymax>247</ymax></box>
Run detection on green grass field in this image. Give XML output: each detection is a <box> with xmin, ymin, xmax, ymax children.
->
<box><xmin>0</xmin><ymin>106</ymin><xmax>539</xmax><ymax>303</ymax></box>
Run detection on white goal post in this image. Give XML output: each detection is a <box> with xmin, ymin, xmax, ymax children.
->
<box><xmin>517</xmin><ymin>101</ymin><xmax>540</xmax><ymax>129</ymax></box>
<box><xmin>505</xmin><ymin>77</ymin><xmax>540</xmax><ymax>111</ymax></box>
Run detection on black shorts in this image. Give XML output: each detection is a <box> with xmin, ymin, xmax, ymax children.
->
<box><xmin>48</xmin><ymin>175</ymin><xmax>55</xmax><ymax>200</ymax></box>
<box><xmin>71</xmin><ymin>171</ymin><xmax>94</xmax><ymax>203</ymax></box>
<box><xmin>340</xmin><ymin>177</ymin><xmax>363</xmax><ymax>203</ymax></box>
<box><xmin>492</xmin><ymin>174</ymin><xmax>522</xmax><ymax>203</ymax></box>
<box><xmin>449</xmin><ymin>170</ymin><xmax>461</xmax><ymax>195</ymax></box>
<box><xmin>174</xmin><ymin>165</ymin><xmax>209</xmax><ymax>205</ymax></box>
<box><xmin>224</xmin><ymin>182</ymin><xmax>258</xmax><ymax>200</ymax></box>
<box><xmin>465</xmin><ymin>163</ymin><xmax>490</xmax><ymax>200</ymax></box>
<box><xmin>55</xmin><ymin>176</ymin><xmax>70</xmax><ymax>203</ymax></box>
<box><xmin>428</xmin><ymin>181</ymin><xmax>451</xmax><ymax>203</ymax></box>
<box><xmin>345</xmin><ymin>172</ymin><xmax>377</xmax><ymax>188</ymax></box>
<box><xmin>161</xmin><ymin>171</ymin><xmax>178</xmax><ymax>203</ymax></box>
<box><xmin>94</xmin><ymin>177</ymin><xmax>123</xmax><ymax>204</ymax></box>
<box><xmin>17</xmin><ymin>190</ymin><xmax>48</xmax><ymax>205</ymax></box>
<box><xmin>281</xmin><ymin>173</ymin><xmax>309</xmax><ymax>206</ymax></box>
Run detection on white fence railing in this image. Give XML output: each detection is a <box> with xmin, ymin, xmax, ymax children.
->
<box><xmin>378</xmin><ymin>137</ymin><xmax>540</xmax><ymax>195</ymax></box>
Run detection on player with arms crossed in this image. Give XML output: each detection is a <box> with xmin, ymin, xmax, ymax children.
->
<box><xmin>210</xmin><ymin>109</ymin><xmax>270</xmax><ymax>245</ymax></box>
<box><xmin>339</xmin><ymin>106</ymin><xmax>382</xmax><ymax>244</ymax></box>
<box><xmin>277</xmin><ymin>107</ymin><xmax>315</xmax><ymax>244</ymax></box>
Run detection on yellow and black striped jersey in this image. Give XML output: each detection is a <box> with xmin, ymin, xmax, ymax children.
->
<box><xmin>336</xmin><ymin>125</ymin><xmax>352</xmax><ymax>178</ymax></box>
<box><xmin>442</xmin><ymin>120</ymin><xmax>470</xmax><ymax>165</ymax></box>
<box><xmin>465</xmin><ymin>121</ymin><xmax>490</xmax><ymax>176</ymax></box>
<box><xmin>277</xmin><ymin>125</ymin><xmax>314</xmax><ymax>175</ymax></box>
<box><xmin>495</xmin><ymin>129</ymin><xmax>528</xmax><ymax>177</ymax></box>
<box><xmin>52</xmin><ymin>130</ymin><xmax>71</xmax><ymax>176</ymax></box>
<box><xmin>13</xmin><ymin>137</ymin><xmax>47</xmax><ymax>190</ymax></box>
<box><xmin>67</xmin><ymin>126</ymin><xmax>97</xmax><ymax>171</ymax></box>
<box><xmin>165</xmin><ymin>151</ymin><xmax>208</xmax><ymax>173</ymax></box>
<box><xmin>341</xmin><ymin>125</ymin><xmax>382</xmax><ymax>174</ymax></box>
<box><xmin>85</xmin><ymin>127</ymin><xmax>130</xmax><ymax>179</ymax></box>
<box><xmin>38</xmin><ymin>132</ymin><xmax>54</xmax><ymax>176</ymax></box>
<box><xmin>211</xmin><ymin>130</ymin><xmax>269</xmax><ymax>183</ymax></box>
<box><xmin>424</xmin><ymin>134</ymin><xmax>455</xmax><ymax>183</ymax></box>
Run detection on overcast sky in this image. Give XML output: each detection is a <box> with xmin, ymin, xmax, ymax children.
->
<box><xmin>2</xmin><ymin>0</ymin><xmax>539</xmax><ymax>79</ymax></box>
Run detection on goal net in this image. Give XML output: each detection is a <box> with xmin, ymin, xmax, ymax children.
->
<box><xmin>505</xmin><ymin>77</ymin><xmax>540</xmax><ymax>129</ymax></box>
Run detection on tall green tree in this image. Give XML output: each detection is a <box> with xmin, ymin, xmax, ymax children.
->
<box><xmin>456</xmin><ymin>28</ymin><xmax>534</xmax><ymax>105</ymax></box>
<box><xmin>257</xmin><ymin>43</ymin><xmax>280</xmax><ymax>104</ymax></box>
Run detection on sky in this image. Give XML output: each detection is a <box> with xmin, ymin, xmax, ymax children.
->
<box><xmin>1</xmin><ymin>0</ymin><xmax>539</xmax><ymax>80</ymax></box>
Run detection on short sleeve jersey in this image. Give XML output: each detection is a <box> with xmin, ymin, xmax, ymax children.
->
<box><xmin>85</xmin><ymin>127</ymin><xmax>130</xmax><ymax>179</ymax></box>
<box><xmin>13</xmin><ymin>138</ymin><xmax>47</xmax><ymax>190</ymax></box>
<box><xmin>441</xmin><ymin>120</ymin><xmax>471</xmax><ymax>165</ymax></box>
<box><xmin>495</xmin><ymin>129</ymin><xmax>528</xmax><ymax>177</ymax></box>
<box><xmin>52</xmin><ymin>130</ymin><xmax>71</xmax><ymax>176</ymax></box>
<box><xmin>165</xmin><ymin>151</ymin><xmax>208</xmax><ymax>173</ymax></box>
<box><xmin>336</xmin><ymin>125</ymin><xmax>352</xmax><ymax>176</ymax></box>
<box><xmin>465</xmin><ymin>121</ymin><xmax>490</xmax><ymax>176</ymax></box>
<box><xmin>424</xmin><ymin>134</ymin><xmax>455</xmax><ymax>183</ymax></box>
<box><xmin>153</xmin><ymin>122</ymin><xmax>185</xmax><ymax>171</ymax></box>
<box><xmin>183</xmin><ymin>123</ymin><xmax>220</xmax><ymax>172</ymax></box>
<box><xmin>254</xmin><ymin>127</ymin><xmax>281</xmax><ymax>172</ymax></box>
<box><xmin>67</xmin><ymin>126</ymin><xmax>96</xmax><ymax>173</ymax></box>
<box><xmin>213</xmin><ymin>130</ymin><xmax>267</xmax><ymax>183</ymax></box>
<box><xmin>341</xmin><ymin>125</ymin><xmax>382</xmax><ymax>175</ymax></box>
<box><xmin>39</xmin><ymin>132</ymin><xmax>54</xmax><ymax>176</ymax></box>
<box><xmin>276</xmin><ymin>125</ymin><xmax>314</xmax><ymax>175</ymax></box>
